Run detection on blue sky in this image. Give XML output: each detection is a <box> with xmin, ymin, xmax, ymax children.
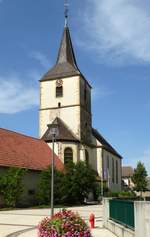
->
<box><xmin>0</xmin><ymin>0</ymin><xmax>150</xmax><ymax>173</ymax></box>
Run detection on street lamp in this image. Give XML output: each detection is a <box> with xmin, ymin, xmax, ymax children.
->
<box><xmin>47</xmin><ymin>121</ymin><xmax>59</xmax><ymax>217</ymax></box>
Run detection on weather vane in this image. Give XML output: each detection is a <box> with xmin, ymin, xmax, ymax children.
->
<box><xmin>64</xmin><ymin>0</ymin><xmax>69</xmax><ymax>27</ymax></box>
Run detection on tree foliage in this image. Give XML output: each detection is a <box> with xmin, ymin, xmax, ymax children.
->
<box><xmin>0</xmin><ymin>167</ymin><xmax>26</xmax><ymax>207</ymax></box>
<box><xmin>62</xmin><ymin>161</ymin><xmax>98</xmax><ymax>204</ymax></box>
<box><xmin>37</xmin><ymin>161</ymin><xmax>98</xmax><ymax>205</ymax></box>
<box><xmin>132</xmin><ymin>161</ymin><xmax>148</xmax><ymax>194</ymax></box>
<box><xmin>37</xmin><ymin>167</ymin><xmax>64</xmax><ymax>205</ymax></box>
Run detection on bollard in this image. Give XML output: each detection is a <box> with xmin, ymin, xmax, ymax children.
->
<box><xmin>89</xmin><ymin>213</ymin><xmax>95</xmax><ymax>229</ymax></box>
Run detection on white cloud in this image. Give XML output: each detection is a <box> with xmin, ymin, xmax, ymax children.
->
<box><xmin>0</xmin><ymin>75</ymin><xmax>38</xmax><ymax>114</ymax></box>
<box><xmin>30</xmin><ymin>51</ymin><xmax>50</xmax><ymax>69</ymax></box>
<box><xmin>81</xmin><ymin>0</ymin><xmax>150</xmax><ymax>64</ymax></box>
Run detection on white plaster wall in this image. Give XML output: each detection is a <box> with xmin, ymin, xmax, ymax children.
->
<box><xmin>48</xmin><ymin>142</ymin><xmax>59</xmax><ymax>156</ymax></box>
<box><xmin>39</xmin><ymin>76</ymin><xmax>80</xmax><ymax>138</ymax></box>
<box><xmin>96</xmin><ymin>148</ymin><xmax>103</xmax><ymax>177</ymax></box>
<box><xmin>40</xmin><ymin>76</ymin><xmax>80</xmax><ymax>108</ymax></box>
<box><xmin>91</xmin><ymin>134</ymin><xmax>102</xmax><ymax>147</ymax></box>
<box><xmin>40</xmin><ymin>106</ymin><xmax>80</xmax><ymax>139</ymax></box>
<box><xmin>135</xmin><ymin>202</ymin><xmax>150</xmax><ymax>237</ymax></box>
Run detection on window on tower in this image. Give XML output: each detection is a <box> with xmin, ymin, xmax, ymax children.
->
<box><xmin>56</xmin><ymin>86</ymin><xmax>63</xmax><ymax>97</ymax></box>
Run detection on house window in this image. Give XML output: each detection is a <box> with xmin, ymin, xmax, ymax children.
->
<box><xmin>58</xmin><ymin>102</ymin><xmax>61</xmax><ymax>107</ymax></box>
<box><xmin>64</xmin><ymin>148</ymin><xmax>73</xmax><ymax>165</ymax></box>
<box><xmin>56</xmin><ymin>86</ymin><xmax>63</xmax><ymax>97</ymax></box>
<box><xmin>116</xmin><ymin>160</ymin><xmax>118</xmax><ymax>184</ymax></box>
<box><xmin>85</xmin><ymin>149</ymin><xmax>89</xmax><ymax>165</ymax></box>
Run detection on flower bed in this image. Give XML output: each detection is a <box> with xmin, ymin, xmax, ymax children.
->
<box><xmin>38</xmin><ymin>209</ymin><xmax>92</xmax><ymax>237</ymax></box>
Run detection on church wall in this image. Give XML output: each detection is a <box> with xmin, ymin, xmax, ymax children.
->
<box><xmin>80</xmin><ymin>77</ymin><xmax>91</xmax><ymax>114</ymax></box>
<box><xmin>39</xmin><ymin>76</ymin><xmax>81</xmax><ymax>138</ymax></box>
<box><xmin>48</xmin><ymin>142</ymin><xmax>59</xmax><ymax>156</ymax></box>
<box><xmin>48</xmin><ymin>142</ymin><xmax>79</xmax><ymax>164</ymax></box>
<box><xmin>79</xmin><ymin>145</ymin><xmax>102</xmax><ymax>176</ymax></box>
<box><xmin>40</xmin><ymin>106</ymin><xmax>81</xmax><ymax>139</ymax></box>
<box><xmin>102</xmin><ymin>150</ymin><xmax>122</xmax><ymax>192</ymax></box>
<box><xmin>79</xmin><ymin>77</ymin><xmax>92</xmax><ymax>144</ymax></box>
<box><xmin>40</xmin><ymin>76</ymin><xmax>80</xmax><ymax>108</ymax></box>
<box><xmin>84</xmin><ymin>147</ymin><xmax>97</xmax><ymax>172</ymax></box>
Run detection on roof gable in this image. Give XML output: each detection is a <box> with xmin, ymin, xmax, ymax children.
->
<box><xmin>122</xmin><ymin>166</ymin><xmax>134</xmax><ymax>177</ymax></box>
<box><xmin>42</xmin><ymin>117</ymin><xmax>79</xmax><ymax>142</ymax></box>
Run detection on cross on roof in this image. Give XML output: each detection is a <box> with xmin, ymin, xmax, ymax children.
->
<box><xmin>64</xmin><ymin>0</ymin><xmax>69</xmax><ymax>26</ymax></box>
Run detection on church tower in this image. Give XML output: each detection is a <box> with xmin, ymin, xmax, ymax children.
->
<box><xmin>39</xmin><ymin>26</ymin><xmax>92</xmax><ymax>147</ymax></box>
<box><xmin>40</xmin><ymin>13</ymin><xmax>122</xmax><ymax>192</ymax></box>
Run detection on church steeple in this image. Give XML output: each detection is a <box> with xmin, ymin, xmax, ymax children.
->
<box><xmin>56</xmin><ymin>27</ymin><xmax>78</xmax><ymax>69</ymax></box>
<box><xmin>41</xmin><ymin>26</ymin><xmax>81</xmax><ymax>81</ymax></box>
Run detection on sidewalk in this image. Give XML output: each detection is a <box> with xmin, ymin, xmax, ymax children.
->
<box><xmin>15</xmin><ymin>226</ymin><xmax>116</xmax><ymax>237</ymax></box>
<box><xmin>0</xmin><ymin>205</ymin><xmax>116</xmax><ymax>237</ymax></box>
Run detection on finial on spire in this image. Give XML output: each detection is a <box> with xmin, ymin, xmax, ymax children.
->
<box><xmin>64</xmin><ymin>0</ymin><xmax>69</xmax><ymax>27</ymax></box>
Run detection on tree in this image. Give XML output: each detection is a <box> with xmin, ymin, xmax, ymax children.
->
<box><xmin>61</xmin><ymin>161</ymin><xmax>98</xmax><ymax>204</ymax></box>
<box><xmin>0</xmin><ymin>167</ymin><xmax>26</xmax><ymax>207</ymax></box>
<box><xmin>37</xmin><ymin>166</ymin><xmax>64</xmax><ymax>205</ymax></box>
<box><xmin>37</xmin><ymin>161</ymin><xmax>98</xmax><ymax>205</ymax></box>
<box><xmin>132</xmin><ymin>161</ymin><xmax>148</xmax><ymax>197</ymax></box>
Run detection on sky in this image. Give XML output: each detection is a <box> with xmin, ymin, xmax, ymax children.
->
<box><xmin>0</xmin><ymin>0</ymin><xmax>150</xmax><ymax>173</ymax></box>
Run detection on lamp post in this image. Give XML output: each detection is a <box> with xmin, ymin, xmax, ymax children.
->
<box><xmin>47</xmin><ymin>122</ymin><xmax>59</xmax><ymax>218</ymax></box>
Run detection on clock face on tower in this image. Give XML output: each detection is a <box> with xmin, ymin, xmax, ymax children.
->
<box><xmin>56</xmin><ymin>79</ymin><xmax>63</xmax><ymax>87</ymax></box>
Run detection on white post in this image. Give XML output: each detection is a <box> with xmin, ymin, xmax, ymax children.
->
<box><xmin>134</xmin><ymin>201</ymin><xmax>150</xmax><ymax>237</ymax></box>
<box><xmin>103</xmin><ymin>198</ymin><xmax>112</xmax><ymax>228</ymax></box>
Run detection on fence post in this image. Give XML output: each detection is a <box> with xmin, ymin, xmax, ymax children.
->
<box><xmin>134</xmin><ymin>201</ymin><xmax>150</xmax><ymax>237</ymax></box>
<box><xmin>103</xmin><ymin>198</ymin><xmax>112</xmax><ymax>228</ymax></box>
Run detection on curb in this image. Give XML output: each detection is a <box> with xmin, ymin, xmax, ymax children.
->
<box><xmin>6</xmin><ymin>227</ymin><xmax>36</xmax><ymax>237</ymax></box>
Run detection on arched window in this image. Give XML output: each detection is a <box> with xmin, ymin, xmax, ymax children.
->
<box><xmin>64</xmin><ymin>148</ymin><xmax>73</xmax><ymax>165</ymax></box>
<box><xmin>56</xmin><ymin>86</ymin><xmax>63</xmax><ymax>97</ymax></box>
<box><xmin>85</xmin><ymin>150</ymin><xmax>89</xmax><ymax>165</ymax></box>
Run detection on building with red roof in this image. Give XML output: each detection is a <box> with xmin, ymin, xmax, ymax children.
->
<box><xmin>0</xmin><ymin>128</ymin><xmax>63</xmax><ymax>171</ymax></box>
<box><xmin>0</xmin><ymin>128</ymin><xmax>63</xmax><ymax>206</ymax></box>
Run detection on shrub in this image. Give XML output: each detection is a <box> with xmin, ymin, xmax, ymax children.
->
<box><xmin>37</xmin><ymin>161</ymin><xmax>98</xmax><ymax>205</ymax></box>
<box><xmin>38</xmin><ymin>209</ymin><xmax>92</xmax><ymax>237</ymax></box>
<box><xmin>37</xmin><ymin>167</ymin><xmax>64</xmax><ymax>205</ymax></box>
<box><xmin>118</xmin><ymin>191</ymin><xmax>136</xmax><ymax>198</ymax></box>
<box><xmin>0</xmin><ymin>167</ymin><xmax>26</xmax><ymax>207</ymax></box>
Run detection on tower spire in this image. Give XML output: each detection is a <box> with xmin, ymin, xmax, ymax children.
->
<box><xmin>64</xmin><ymin>0</ymin><xmax>69</xmax><ymax>27</ymax></box>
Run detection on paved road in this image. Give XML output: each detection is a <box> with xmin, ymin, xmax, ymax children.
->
<box><xmin>0</xmin><ymin>205</ymin><xmax>116</xmax><ymax>237</ymax></box>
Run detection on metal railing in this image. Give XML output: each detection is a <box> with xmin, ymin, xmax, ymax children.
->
<box><xmin>109</xmin><ymin>199</ymin><xmax>135</xmax><ymax>229</ymax></box>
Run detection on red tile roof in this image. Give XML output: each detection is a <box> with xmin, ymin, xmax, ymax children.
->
<box><xmin>0</xmin><ymin>128</ymin><xmax>64</xmax><ymax>171</ymax></box>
